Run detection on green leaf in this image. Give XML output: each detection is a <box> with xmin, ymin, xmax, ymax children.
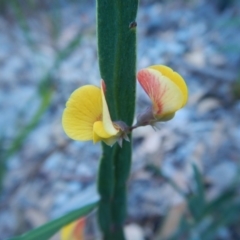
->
<box><xmin>204</xmin><ymin>188</ymin><xmax>236</xmax><ymax>215</ymax></box>
<box><xmin>193</xmin><ymin>164</ymin><xmax>205</xmax><ymax>205</ymax></box>
<box><xmin>8</xmin><ymin>202</ymin><xmax>98</xmax><ymax>240</ymax></box>
<box><xmin>187</xmin><ymin>165</ymin><xmax>206</xmax><ymax>220</ymax></box>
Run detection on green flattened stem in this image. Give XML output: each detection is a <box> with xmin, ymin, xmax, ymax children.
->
<box><xmin>97</xmin><ymin>0</ymin><xmax>138</xmax><ymax>239</ymax></box>
<box><xmin>97</xmin><ymin>145</ymin><xmax>115</xmax><ymax>237</ymax></box>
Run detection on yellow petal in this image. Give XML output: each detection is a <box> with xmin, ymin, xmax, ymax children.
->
<box><xmin>100</xmin><ymin>80</ymin><xmax>119</xmax><ymax>136</ymax></box>
<box><xmin>61</xmin><ymin>222</ymin><xmax>74</xmax><ymax>240</ymax></box>
<box><xmin>102</xmin><ymin>136</ymin><xmax>119</xmax><ymax>146</ymax></box>
<box><xmin>93</xmin><ymin>130</ymin><xmax>102</xmax><ymax>144</ymax></box>
<box><xmin>149</xmin><ymin>65</ymin><xmax>188</xmax><ymax>106</ymax></box>
<box><xmin>137</xmin><ymin>68</ymin><xmax>184</xmax><ymax>119</ymax></box>
<box><xmin>93</xmin><ymin>121</ymin><xmax>119</xmax><ymax>146</ymax></box>
<box><xmin>62</xmin><ymin>85</ymin><xmax>102</xmax><ymax>141</ymax></box>
<box><xmin>93</xmin><ymin>121</ymin><xmax>112</xmax><ymax>141</ymax></box>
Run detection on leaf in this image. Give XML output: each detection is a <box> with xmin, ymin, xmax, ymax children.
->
<box><xmin>193</xmin><ymin>164</ymin><xmax>205</xmax><ymax>205</ymax></box>
<box><xmin>8</xmin><ymin>202</ymin><xmax>98</xmax><ymax>240</ymax></box>
<box><xmin>187</xmin><ymin>165</ymin><xmax>206</xmax><ymax>220</ymax></box>
<box><xmin>204</xmin><ymin>187</ymin><xmax>236</xmax><ymax>214</ymax></box>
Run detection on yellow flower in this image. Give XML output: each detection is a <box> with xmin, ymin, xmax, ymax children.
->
<box><xmin>61</xmin><ymin>218</ymin><xmax>85</xmax><ymax>240</ymax></box>
<box><xmin>137</xmin><ymin>65</ymin><xmax>188</xmax><ymax>122</ymax></box>
<box><xmin>62</xmin><ymin>80</ymin><xmax>120</xmax><ymax>146</ymax></box>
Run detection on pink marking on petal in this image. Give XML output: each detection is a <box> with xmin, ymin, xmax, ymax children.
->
<box><xmin>73</xmin><ymin>218</ymin><xmax>85</xmax><ymax>239</ymax></box>
<box><xmin>101</xmin><ymin>80</ymin><xmax>106</xmax><ymax>93</ymax></box>
<box><xmin>137</xmin><ymin>69</ymin><xmax>167</xmax><ymax>115</ymax></box>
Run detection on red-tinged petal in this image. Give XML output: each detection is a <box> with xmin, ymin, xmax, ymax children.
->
<box><xmin>61</xmin><ymin>218</ymin><xmax>85</xmax><ymax>240</ymax></box>
<box><xmin>137</xmin><ymin>68</ymin><xmax>184</xmax><ymax>119</ymax></box>
<box><xmin>149</xmin><ymin>65</ymin><xmax>188</xmax><ymax>106</ymax></box>
<box><xmin>73</xmin><ymin>218</ymin><xmax>85</xmax><ymax>239</ymax></box>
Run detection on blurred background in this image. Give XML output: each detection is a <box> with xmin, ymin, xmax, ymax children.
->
<box><xmin>0</xmin><ymin>0</ymin><xmax>240</xmax><ymax>239</ymax></box>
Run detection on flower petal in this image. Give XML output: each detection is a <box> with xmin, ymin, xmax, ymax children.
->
<box><xmin>137</xmin><ymin>68</ymin><xmax>184</xmax><ymax>119</ymax></box>
<box><xmin>62</xmin><ymin>85</ymin><xmax>102</xmax><ymax>141</ymax></box>
<box><xmin>93</xmin><ymin>121</ymin><xmax>112</xmax><ymax>141</ymax></box>
<box><xmin>102</xmin><ymin>136</ymin><xmax>119</xmax><ymax>146</ymax></box>
<box><xmin>93</xmin><ymin>121</ymin><xmax>119</xmax><ymax>146</ymax></box>
<box><xmin>149</xmin><ymin>65</ymin><xmax>188</xmax><ymax>106</ymax></box>
<box><xmin>61</xmin><ymin>218</ymin><xmax>85</xmax><ymax>240</ymax></box>
<box><xmin>100</xmin><ymin>80</ymin><xmax>119</xmax><ymax>136</ymax></box>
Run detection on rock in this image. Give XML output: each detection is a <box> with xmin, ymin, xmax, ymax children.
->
<box><xmin>54</xmin><ymin>192</ymin><xmax>69</xmax><ymax>207</ymax></box>
<box><xmin>207</xmin><ymin>162</ymin><xmax>237</xmax><ymax>191</ymax></box>
<box><xmin>0</xmin><ymin>210</ymin><xmax>17</xmax><ymax>240</ymax></box>
<box><xmin>25</xmin><ymin>208</ymin><xmax>48</xmax><ymax>228</ymax></box>
<box><xmin>51</xmin><ymin>184</ymin><xmax>99</xmax><ymax>218</ymax></box>
<box><xmin>125</xmin><ymin>223</ymin><xmax>145</xmax><ymax>240</ymax></box>
<box><xmin>76</xmin><ymin>163</ymin><xmax>95</xmax><ymax>179</ymax></box>
<box><xmin>42</xmin><ymin>152</ymin><xmax>64</xmax><ymax>172</ymax></box>
<box><xmin>208</xmin><ymin>53</ymin><xmax>227</xmax><ymax>67</ymax></box>
<box><xmin>197</xmin><ymin>98</ymin><xmax>221</xmax><ymax>114</ymax></box>
<box><xmin>185</xmin><ymin>48</ymin><xmax>206</xmax><ymax>67</ymax></box>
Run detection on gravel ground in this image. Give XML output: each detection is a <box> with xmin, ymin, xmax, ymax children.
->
<box><xmin>0</xmin><ymin>0</ymin><xmax>240</xmax><ymax>239</ymax></box>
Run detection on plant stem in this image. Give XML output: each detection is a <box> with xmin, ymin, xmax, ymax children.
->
<box><xmin>97</xmin><ymin>0</ymin><xmax>138</xmax><ymax>239</ymax></box>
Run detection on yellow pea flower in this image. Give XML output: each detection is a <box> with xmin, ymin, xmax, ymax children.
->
<box><xmin>62</xmin><ymin>80</ymin><xmax>121</xmax><ymax>146</ymax></box>
<box><xmin>61</xmin><ymin>218</ymin><xmax>85</xmax><ymax>240</ymax></box>
<box><xmin>137</xmin><ymin>65</ymin><xmax>188</xmax><ymax>123</ymax></box>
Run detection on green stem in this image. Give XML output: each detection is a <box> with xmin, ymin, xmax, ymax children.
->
<box><xmin>97</xmin><ymin>0</ymin><xmax>138</xmax><ymax>239</ymax></box>
<box><xmin>111</xmin><ymin>141</ymin><xmax>132</xmax><ymax>240</ymax></box>
<box><xmin>97</xmin><ymin>146</ymin><xmax>115</xmax><ymax>238</ymax></box>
